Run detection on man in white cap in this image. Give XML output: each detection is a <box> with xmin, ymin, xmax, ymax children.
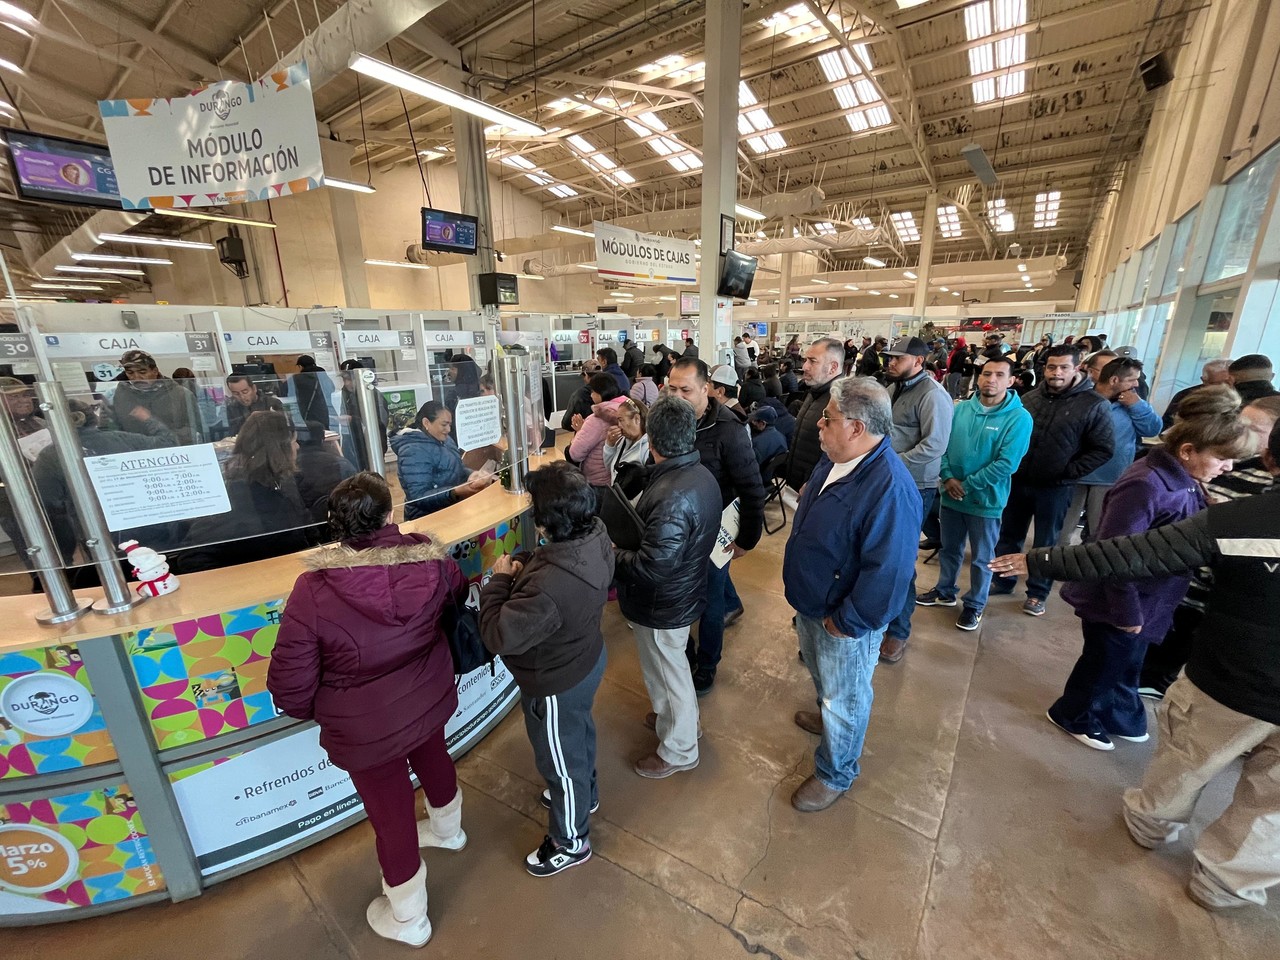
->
<box><xmin>878</xmin><ymin>336</ymin><xmax>954</xmax><ymax>664</ymax></box>
<box><xmin>709</xmin><ymin>364</ymin><xmax>746</xmax><ymax>422</ymax></box>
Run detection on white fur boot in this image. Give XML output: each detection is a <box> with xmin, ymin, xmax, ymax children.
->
<box><xmin>366</xmin><ymin>859</ymin><xmax>431</xmax><ymax>947</ymax></box>
<box><xmin>417</xmin><ymin>788</ymin><xmax>467</xmax><ymax>851</ymax></box>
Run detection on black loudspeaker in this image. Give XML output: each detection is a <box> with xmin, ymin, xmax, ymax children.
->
<box><xmin>217</xmin><ymin>235</ymin><xmax>249</xmax><ymax>279</ymax></box>
<box><xmin>1140</xmin><ymin>53</ymin><xmax>1173</xmax><ymax>91</ymax></box>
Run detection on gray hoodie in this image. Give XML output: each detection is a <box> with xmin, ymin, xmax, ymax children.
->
<box><xmin>889</xmin><ymin>370</ymin><xmax>954</xmax><ymax>490</ymax></box>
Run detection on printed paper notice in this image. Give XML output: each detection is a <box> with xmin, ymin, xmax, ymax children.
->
<box><xmin>454</xmin><ymin>395</ymin><xmax>502</xmax><ymax>451</ymax></box>
<box><xmin>710</xmin><ymin>499</ymin><xmax>740</xmax><ymax>569</ymax></box>
<box><xmin>84</xmin><ymin>443</ymin><xmax>231</xmax><ymax>529</ymax></box>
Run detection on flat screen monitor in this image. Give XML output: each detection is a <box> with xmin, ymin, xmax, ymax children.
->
<box><xmin>2</xmin><ymin>127</ymin><xmax>121</xmax><ymax>209</ymax></box>
<box><xmin>716</xmin><ymin>250</ymin><xmax>757</xmax><ymax>300</ymax></box>
<box><xmin>420</xmin><ymin>207</ymin><xmax>479</xmax><ymax>255</ymax></box>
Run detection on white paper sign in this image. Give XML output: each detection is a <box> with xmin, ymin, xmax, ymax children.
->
<box><xmin>84</xmin><ymin>443</ymin><xmax>231</xmax><ymax>529</ymax></box>
<box><xmin>99</xmin><ymin>62</ymin><xmax>323</xmax><ymax>209</ymax></box>
<box><xmin>594</xmin><ymin>221</ymin><xmax>697</xmax><ymax>285</ymax></box>
<box><xmin>710</xmin><ymin>499</ymin><xmax>741</xmax><ymax>569</ymax></box>
<box><xmin>454</xmin><ymin>395</ymin><xmax>502</xmax><ymax>450</ymax></box>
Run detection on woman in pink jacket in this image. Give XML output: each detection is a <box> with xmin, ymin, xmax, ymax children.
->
<box><xmin>568</xmin><ymin>373</ymin><xmax>628</xmax><ymax>485</ymax></box>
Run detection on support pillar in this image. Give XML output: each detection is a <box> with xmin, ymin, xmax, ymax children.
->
<box><xmin>778</xmin><ymin>216</ymin><xmax>793</xmax><ymax>320</ymax></box>
<box><xmin>912</xmin><ymin>192</ymin><xmax>937</xmax><ymax>319</ymax></box>
<box><xmin>698</xmin><ymin>0</ymin><xmax>742</xmax><ymax>368</ymax></box>
<box><xmin>454</xmin><ymin>108</ymin><xmax>498</xmax><ymax>318</ymax></box>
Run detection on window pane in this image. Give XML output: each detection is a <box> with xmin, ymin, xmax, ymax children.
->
<box><xmin>1204</xmin><ymin>143</ymin><xmax>1280</xmax><ymax>284</ymax></box>
<box><xmin>1160</xmin><ymin>208</ymin><xmax>1197</xmax><ymax>296</ymax></box>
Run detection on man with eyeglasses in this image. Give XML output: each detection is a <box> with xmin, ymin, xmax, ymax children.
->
<box><xmin>782</xmin><ymin>376</ymin><xmax>921</xmax><ymax>812</ymax></box>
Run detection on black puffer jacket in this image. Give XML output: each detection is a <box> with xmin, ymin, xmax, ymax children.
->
<box><xmin>1014</xmin><ymin>376</ymin><xmax>1114</xmax><ymax>485</ymax></box>
<box><xmin>1026</xmin><ymin>492</ymin><xmax>1280</xmax><ymax>725</ymax></box>
<box><xmin>615</xmin><ymin>450</ymin><xmax>723</xmax><ymax>630</ymax></box>
<box><xmin>784</xmin><ymin>377</ymin><xmax>834</xmax><ymax>491</ymax></box>
<box><xmin>694</xmin><ymin>398</ymin><xmax>765</xmax><ymax>550</ymax></box>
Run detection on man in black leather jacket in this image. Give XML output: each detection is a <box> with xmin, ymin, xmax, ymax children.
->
<box><xmin>615</xmin><ymin>397</ymin><xmax>722</xmax><ymax>780</ymax></box>
<box><xmin>785</xmin><ymin>338</ymin><xmax>844</xmax><ymax>491</ymax></box>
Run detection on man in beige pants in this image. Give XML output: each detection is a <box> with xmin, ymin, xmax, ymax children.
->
<box><xmin>994</xmin><ymin>421</ymin><xmax>1280</xmax><ymax>908</ymax></box>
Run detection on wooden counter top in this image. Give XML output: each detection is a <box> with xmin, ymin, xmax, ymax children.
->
<box><xmin>0</xmin><ymin>451</ymin><xmax>560</xmax><ymax>655</ymax></box>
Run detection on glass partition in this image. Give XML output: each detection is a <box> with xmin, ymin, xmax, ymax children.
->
<box><xmin>1204</xmin><ymin>142</ymin><xmax>1280</xmax><ymax>284</ymax></box>
<box><xmin>0</xmin><ymin>355</ymin><xmax>529</xmax><ymax>602</ymax></box>
<box><xmin>1160</xmin><ymin>209</ymin><xmax>1197</xmax><ymax>296</ymax></box>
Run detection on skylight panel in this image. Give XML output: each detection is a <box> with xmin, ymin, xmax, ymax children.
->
<box><xmin>986</xmin><ymin>198</ymin><xmax>1015</xmax><ymax>233</ymax></box>
<box><xmin>738</xmin><ymin>82</ymin><xmax>758</xmax><ymax>106</ymax></box>
<box><xmin>566</xmin><ymin>134</ymin><xmax>594</xmax><ymax>152</ymax></box>
<box><xmin>834</xmin><ymin>84</ymin><xmax>860</xmax><ymax>110</ymax></box>
<box><xmin>814</xmin><ymin>221</ymin><xmax>837</xmax><ymax>235</ymax></box>
<box><xmin>738</xmin><ymin>82</ymin><xmax>786</xmax><ymax>153</ymax></box>
<box><xmin>964</xmin><ymin>0</ymin><xmax>1027</xmax><ymax>105</ymax></box>
<box><xmin>851</xmin><ymin>216</ymin><xmax>875</xmax><ymax>230</ymax></box>
<box><xmin>525</xmin><ymin>173</ymin><xmax>551</xmax><ymax>186</ymax></box>
<box><xmin>847</xmin><ymin>111</ymin><xmax>870</xmax><ymax>133</ymax></box>
<box><xmin>1034</xmin><ymin>190</ymin><xmax>1061</xmax><ymax>228</ymax></box>
<box><xmin>854</xmin><ymin>79</ymin><xmax>877</xmax><ymax>103</ymax></box>
<box><xmin>566</xmin><ymin>134</ymin><xmax>633</xmax><ymax>187</ymax></box>
<box><xmin>937</xmin><ymin>205</ymin><xmax>963</xmax><ymax>239</ymax></box>
<box><xmin>890</xmin><ymin>211</ymin><xmax>921</xmax><ymax>243</ymax></box>
<box><xmin>549</xmin><ymin>184</ymin><xmax>578</xmax><ymax>199</ymax></box>
<box><xmin>502</xmin><ymin>155</ymin><xmax>536</xmax><ymax>170</ymax></box>
<box><xmin>865</xmin><ymin>105</ymin><xmax>892</xmax><ymax>127</ymax></box>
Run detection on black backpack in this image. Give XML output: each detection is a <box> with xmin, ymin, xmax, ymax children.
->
<box><xmin>442</xmin><ymin>583</ymin><xmax>496</xmax><ymax>677</ymax></box>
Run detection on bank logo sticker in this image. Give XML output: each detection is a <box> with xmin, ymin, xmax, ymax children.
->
<box><xmin>1</xmin><ymin>672</ymin><xmax>94</xmax><ymax>737</ymax></box>
<box><xmin>0</xmin><ymin>823</ymin><xmax>79</xmax><ymax>895</ymax></box>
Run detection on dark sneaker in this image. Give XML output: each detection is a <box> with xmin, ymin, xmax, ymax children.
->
<box><xmin>1022</xmin><ymin>597</ymin><xmax>1046</xmax><ymax>617</ymax></box>
<box><xmin>956</xmin><ymin>608</ymin><xmax>983</xmax><ymax>631</ymax></box>
<box><xmin>918</xmin><ymin>537</ymin><xmax>942</xmax><ymax>551</ymax></box>
<box><xmin>693</xmin><ymin>669</ymin><xmax>715</xmax><ymax>697</ymax></box>
<box><xmin>724</xmin><ymin>606</ymin><xmax>744</xmax><ymax>628</ymax></box>
<box><xmin>988</xmin><ymin>578</ymin><xmax>1016</xmax><ymax>596</ymax></box>
<box><xmin>539</xmin><ymin>789</ymin><xmax>599</xmax><ymax>814</ymax></box>
<box><xmin>1045</xmin><ymin>711</ymin><xmax>1114</xmax><ymax>751</ymax></box>
<box><xmin>525</xmin><ymin>836</ymin><xmax>592</xmax><ymax>877</ymax></box>
<box><xmin>916</xmin><ymin>589</ymin><xmax>957</xmax><ymax>607</ymax></box>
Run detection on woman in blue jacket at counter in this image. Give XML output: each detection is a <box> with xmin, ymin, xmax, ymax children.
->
<box><xmin>391</xmin><ymin>401</ymin><xmax>493</xmax><ymax>520</ymax></box>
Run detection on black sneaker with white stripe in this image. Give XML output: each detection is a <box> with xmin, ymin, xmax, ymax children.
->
<box><xmin>540</xmin><ymin>788</ymin><xmax>599</xmax><ymax>814</ymax></box>
<box><xmin>525</xmin><ymin>835</ymin><xmax>592</xmax><ymax>877</ymax></box>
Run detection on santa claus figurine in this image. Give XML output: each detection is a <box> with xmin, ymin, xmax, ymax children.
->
<box><xmin>119</xmin><ymin>540</ymin><xmax>180</xmax><ymax>598</ymax></box>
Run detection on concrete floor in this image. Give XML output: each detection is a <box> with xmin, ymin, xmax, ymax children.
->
<box><xmin>11</xmin><ymin>516</ymin><xmax>1278</xmax><ymax>960</ymax></box>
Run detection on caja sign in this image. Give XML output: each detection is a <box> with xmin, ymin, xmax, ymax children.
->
<box><xmin>0</xmin><ymin>672</ymin><xmax>94</xmax><ymax>737</ymax></box>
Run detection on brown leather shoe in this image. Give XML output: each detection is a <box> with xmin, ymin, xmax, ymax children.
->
<box><xmin>633</xmin><ymin>752</ymin><xmax>699</xmax><ymax>779</ymax></box>
<box><xmin>879</xmin><ymin>635</ymin><xmax>908</xmax><ymax>663</ymax></box>
<box><xmin>790</xmin><ymin>775</ymin><xmax>844</xmax><ymax>812</ymax></box>
<box><xmin>643</xmin><ymin>712</ymin><xmax>703</xmax><ymax>739</ymax></box>
<box><xmin>793</xmin><ymin>710</ymin><xmax>823</xmax><ymax>735</ymax></box>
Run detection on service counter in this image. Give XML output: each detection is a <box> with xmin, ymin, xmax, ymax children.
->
<box><xmin>0</xmin><ymin>459</ymin><xmax>554</xmax><ymax>924</ymax></box>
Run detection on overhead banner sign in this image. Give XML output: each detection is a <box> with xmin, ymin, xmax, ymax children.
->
<box><xmin>221</xmin><ymin>330</ymin><xmax>330</xmax><ymax>352</ymax></box>
<box><xmin>42</xmin><ymin>331</ymin><xmax>218</xmax><ymax>357</ymax></box>
<box><xmin>99</xmin><ymin>62</ymin><xmax>323</xmax><ymax>209</ymax></box>
<box><xmin>593</xmin><ymin>221</ymin><xmax>697</xmax><ymax>285</ymax></box>
<box><xmin>342</xmin><ymin>329</ymin><xmax>416</xmax><ymax>350</ymax></box>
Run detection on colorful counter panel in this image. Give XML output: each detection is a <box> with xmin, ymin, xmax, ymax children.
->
<box><xmin>0</xmin><ymin>644</ymin><xmax>117</xmax><ymax>780</ymax></box>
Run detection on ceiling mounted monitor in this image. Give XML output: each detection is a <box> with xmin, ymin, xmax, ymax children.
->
<box><xmin>420</xmin><ymin>207</ymin><xmax>479</xmax><ymax>255</ymax></box>
<box><xmin>717</xmin><ymin>250</ymin><xmax>758</xmax><ymax>300</ymax></box>
<box><xmin>2</xmin><ymin>127</ymin><xmax>121</xmax><ymax>209</ymax></box>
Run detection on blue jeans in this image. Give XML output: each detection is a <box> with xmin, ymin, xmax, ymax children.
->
<box><xmin>1049</xmin><ymin>619</ymin><xmax>1149</xmax><ymax>738</ymax></box>
<box><xmin>795</xmin><ymin>613</ymin><xmax>882</xmax><ymax>792</ymax></box>
<box><xmin>991</xmin><ymin>481</ymin><xmax>1075</xmax><ymax>601</ymax></box>
<box><xmin>887</xmin><ymin>486</ymin><xmax>937</xmax><ymax>640</ymax></box>
<box><xmin>691</xmin><ymin>560</ymin><xmax>741</xmax><ymax>675</ymax></box>
<box><xmin>933</xmin><ymin>506</ymin><xmax>1000</xmax><ymax>612</ymax></box>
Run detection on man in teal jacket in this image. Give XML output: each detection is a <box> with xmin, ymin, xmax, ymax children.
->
<box><xmin>917</xmin><ymin>355</ymin><xmax>1032</xmax><ymax>631</ymax></box>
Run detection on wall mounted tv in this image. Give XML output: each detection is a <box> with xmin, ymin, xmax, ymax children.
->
<box><xmin>420</xmin><ymin>207</ymin><xmax>479</xmax><ymax>255</ymax></box>
<box><xmin>716</xmin><ymin>250</ymin><xmax>758</xmax><ymax>300</ymax></box>
<box><xmin>2</xmin><ymin>128</ymin><xmax>122</xmax><ymax>209</ymax></box>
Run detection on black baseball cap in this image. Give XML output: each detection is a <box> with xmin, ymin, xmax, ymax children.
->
<box><xmin>882</xmin><ymin>336</ymin><xmax>930</xmax><ymax>357</ymax></box>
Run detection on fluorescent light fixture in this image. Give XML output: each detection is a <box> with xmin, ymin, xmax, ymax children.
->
<box><xmin>888</xmin><ymin>293</ymin><xmax>900</xmax><ymax>299</ymax></box>
<box><xmin>577</xmin><ymin>264</ymin><xmax>599</xmax><ymax>271</ymax></box>
<box><xmin>348</xmin><ymin>53</ymin><xmax>546</xmax><ymax>138</ymax></box>
<box><xmin>152</xmin><ymin>208</ymin><xmax>276</xmax><ymax>228</ymax></box>
<box><xmin>0</xmin><ymin>3</ymin><xmax>37</xmax><ymax>25</ymax></box>
<box><xmin>364</xmin><ymin>258</ymin><xmax>430</xmax><ymax>270</ymax></box>
<box><xmin>515</xmin><ymin>273</ymin><xmax>544</xmax><ymax>281</ymax></box>
<box><xmin>952</xmin><ymin>291</ymin><xmax>961</xmax><ymax>296</ymax></box>
<box><xmin>1020</xmin><ymin>274</ymin><xmax>1031</xmax><ymax>281</ymax></box>
<box><xmin>904</xmin><ymin>270</ymin><xmax>917</xmax><ymax>279</ymax></box>
<box><xmin>325</xmin><ymin>177</ymin><xmax>376</xmax><ymax>194</ymax></box>
<box><xmin>44</xmin><ymin>274</ymin><xmax>121</xmax><ymax>284</ymax></box>
<box><xmin>71</xmin><ymin>253</ymin><xmax>171</xmax><ymax>265</ymax></box>
<box><xmin>1016</xmin><ymin>262</ymin><xmax>1027</xmax><ymax>271</ymax></box>
<box><xmin>811</xmin><ymin>278</ymin><xmax>830</xmax><ymax>284</ymax></box>
<box><xmin>96</xmin><ymin>232</ymin><xmax>216</xmax><ymax>250</ymax></box>
<box><xmin>31</xmin><ymin>282</ymin><xmax>105</xmax><ymax>290</ymax></box>
<box><xmin>868</xmin><ymin>290</ymin><xmax>882</xmax><ymax>296</ymax></box>
<box><xmin>552</xmin><ymin>224</ymin><xmax>595</xmax><ymax>238</ymax></box>
<box><xmin>864</xmin><ymin>256</ymin><xmax>886</xmax><ymax>267</ymax></box>
<box><xmin>0</xmin><ymin>57</ymin><xmax>22</xmax><ymax>75</ymax></box>
<box><xmin>939</xmin><ymin>286</ymin><xmax>949</xmax><ymax>292</ymax></box>
<box><xmin>56</xmin><ymin>265</ymin><xmax>145</xmax><ymax>276</ymax></box>
<box><xmin>735</xmin><ymin>203</ymin><xmax>766</xmax><ymax>220</ymax></box>
<box><xmin>961</xmin><ymin>143</ymin><xmax>999</xmax><ymax>186</ymax></box>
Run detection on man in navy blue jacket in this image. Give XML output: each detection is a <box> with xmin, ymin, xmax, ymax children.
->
<box><xmin>782</xmin><ymin>376</ymin><xmax>922</xmax><ymax>812</ymax></box>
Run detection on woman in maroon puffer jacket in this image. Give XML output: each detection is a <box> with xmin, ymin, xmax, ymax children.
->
<box><xmin>268</xmin><ymin>471</ymin><xmax>467</xmax><ymax>948</ymax></box>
